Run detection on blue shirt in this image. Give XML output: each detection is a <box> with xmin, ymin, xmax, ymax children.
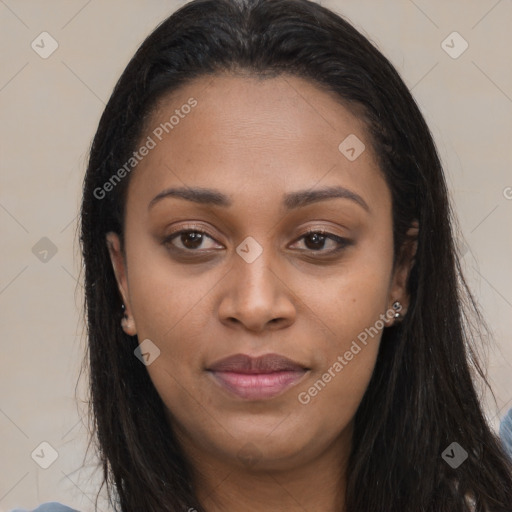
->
<box><xmin>9</xmin><ymin>503</ymin><xmax>79</xmax><ymax>512</ymax></box>
<box><xmin>500</xmin><ymin>407</ymin><xmax>512</xmax><ymax>460</ymax></box>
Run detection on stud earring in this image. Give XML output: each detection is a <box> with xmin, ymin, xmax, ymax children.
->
<box><xmin>392</xmin><ymin>301</ymin><xmax>404</xmax><ymax>323</ymax></box>
<box><xmin>120</xmin><ymin>304</ymin><xmax>136</xmax><ymax>335</ymax></box>
<box><xmin>121</xmin><ymin>315</ymin><xmax>130</xmax><ymax>324</ymax></box>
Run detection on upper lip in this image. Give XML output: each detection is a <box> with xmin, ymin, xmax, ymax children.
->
<box><xmin>207</xmin><ymin>353</ymin><xmax>308</xmax><ymax>374</ymax></box>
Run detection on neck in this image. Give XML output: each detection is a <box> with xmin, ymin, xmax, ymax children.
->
<box><xmin>182</xmin><ymin>426</ymin><xmax>352</xmax><ymax>512</ymax></box>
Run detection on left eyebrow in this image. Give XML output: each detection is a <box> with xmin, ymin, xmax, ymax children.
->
<box><xmin>283</xmin><ymin>185</ymin><xmax>370</xmax><ymax>212</ymax></box>
<box><xmin>148</xmin><ymin>185</ymin><xmax>370</xmax><ymax>213</ymax></box>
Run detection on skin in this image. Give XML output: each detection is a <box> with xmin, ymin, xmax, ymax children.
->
<box><xmin>106</xmin><ymin>74</ymin><xmax>417</xmax><ymax>512</ymax></box>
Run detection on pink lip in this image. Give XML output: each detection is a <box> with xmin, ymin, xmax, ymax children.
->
<box><xmin>207</xmin><ymin>353</ymin><xmax>309</xmax><ymax>400</ymax></box>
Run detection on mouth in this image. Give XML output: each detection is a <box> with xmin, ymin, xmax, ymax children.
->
<box><xmin>206</xmin><ymin>353</ymin><xmax>310</xmax><ymax>400</ymax></box>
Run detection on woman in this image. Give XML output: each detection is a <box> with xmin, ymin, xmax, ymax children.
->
<box><xmin>14</xmin><ymin>0</ymin><xmax>512</xmax><ymax>510</ymax></box>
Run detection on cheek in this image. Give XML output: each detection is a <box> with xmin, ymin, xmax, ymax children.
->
<box><xmin>295</xmin><ymin>243</ymin><xmax>393</xmax><ymax>348</ymax></box>
<box><xmin>292</xmin><ymin>238</ymin><xmax>393</xmax><ymax>409</ymax></box>
<box><xmin>125</xmin><ymin>231</ymin><xmax>212</xmax><ymax>340</ymax></box>
<box><xmin>293</xmin><ymin>275</ymin><xmax>387</xmax><ymax>414</ymax></box>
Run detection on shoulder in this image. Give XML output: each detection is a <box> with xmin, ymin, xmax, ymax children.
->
<box><xmin>499</xmin><ymin>407</ymin><xmax>512</xmax><ymax>441</ymax></box>
<box><xmin>500</xmin><ymin>407</ymin><xmax>512</xmax><ymax>430</ymax></box>
<box><xmin>499</xmin><ymin>408</ymin><xmax>512</xmax><ymax>459</ymax></box>
<box><xmin>9</xmin><ymin>503</ymin><xmax>80</xmax><ymax>512</ymax></box>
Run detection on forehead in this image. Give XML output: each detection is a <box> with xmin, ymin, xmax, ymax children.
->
<box><xmin>126</xmin><ymin>73</ymin><xmax>389</xmax><ymax>217</ymax></box>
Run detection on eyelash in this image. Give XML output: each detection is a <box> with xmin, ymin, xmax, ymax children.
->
<box><xmin>163</xmin><ymin>225</ymin><xmax>352</xmax><ymax>256</ymax></box>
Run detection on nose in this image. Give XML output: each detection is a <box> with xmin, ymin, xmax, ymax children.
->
<box><xmin>217</xmin><ymin>247</ymin><xmax>296</xmax><ymax>333</ymax></box>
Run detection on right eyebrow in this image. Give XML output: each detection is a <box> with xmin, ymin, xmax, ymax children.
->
<box><xmin>148</xmin><ymin>186</ymin><xmax>232</xmax><ymax>210</ymax></box>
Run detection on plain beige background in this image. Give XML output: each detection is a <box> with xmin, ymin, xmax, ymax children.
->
<box><xmin>1</xmin><ymin>0</ymin><xmax>511</xmax><ymax>510</ymax></box>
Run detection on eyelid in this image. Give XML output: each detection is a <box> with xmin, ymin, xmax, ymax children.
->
<box><xmin>166</xmin><ymin>223</ymin><xmax>219</xmax><ymax>240</ymax></box>
<box><xmin>291</xmin><ymin>223</ymin><xmax>350</xmax><ymax>240</ymax></box>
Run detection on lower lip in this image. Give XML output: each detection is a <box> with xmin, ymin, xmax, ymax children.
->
<box><xmin>208</xmin><ymin>370</ymin><xmax>307</xmax><ymax>400</ymax></box>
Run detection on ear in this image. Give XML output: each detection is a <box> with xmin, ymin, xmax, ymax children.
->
<box><xmin>106</xmin><ymin>232</ymin><xmax>137</xmax><ymax>336</ymax></box>
<box><xmin>386</xmin><ymin>221</ymin><xmax>419</xmax><ymax>325</ymax></box>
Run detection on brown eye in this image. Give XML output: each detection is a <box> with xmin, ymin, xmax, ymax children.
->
<box><xmin>303</xmin><ymin>232</ymin><xmax>329</xmax><ymax>250</ymax></box>
<box><xmin>291</xmin><ymin>230</ymin><xmax>352</xmax><ymax>254</ymax></box>
<box><xmin>164</xmin><ymin>229</ymin><xmax>222</xmax><ymax>252</ymax></box>
<box><xmin>179</xmin><ymin>231</ymin><xmax>205</xmax><ymax>249</ymax></box>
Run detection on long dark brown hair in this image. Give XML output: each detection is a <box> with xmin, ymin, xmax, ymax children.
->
<box><xmin>79</xmin><ymin>0</ymin><xmax>512</xmax><ymax>510</ymax></box>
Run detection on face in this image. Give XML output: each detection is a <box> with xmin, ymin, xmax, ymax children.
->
<box><xmin>107</xmin><ymin>74</ymin><xmax>416</xmax><ymax>476</ymax></box>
